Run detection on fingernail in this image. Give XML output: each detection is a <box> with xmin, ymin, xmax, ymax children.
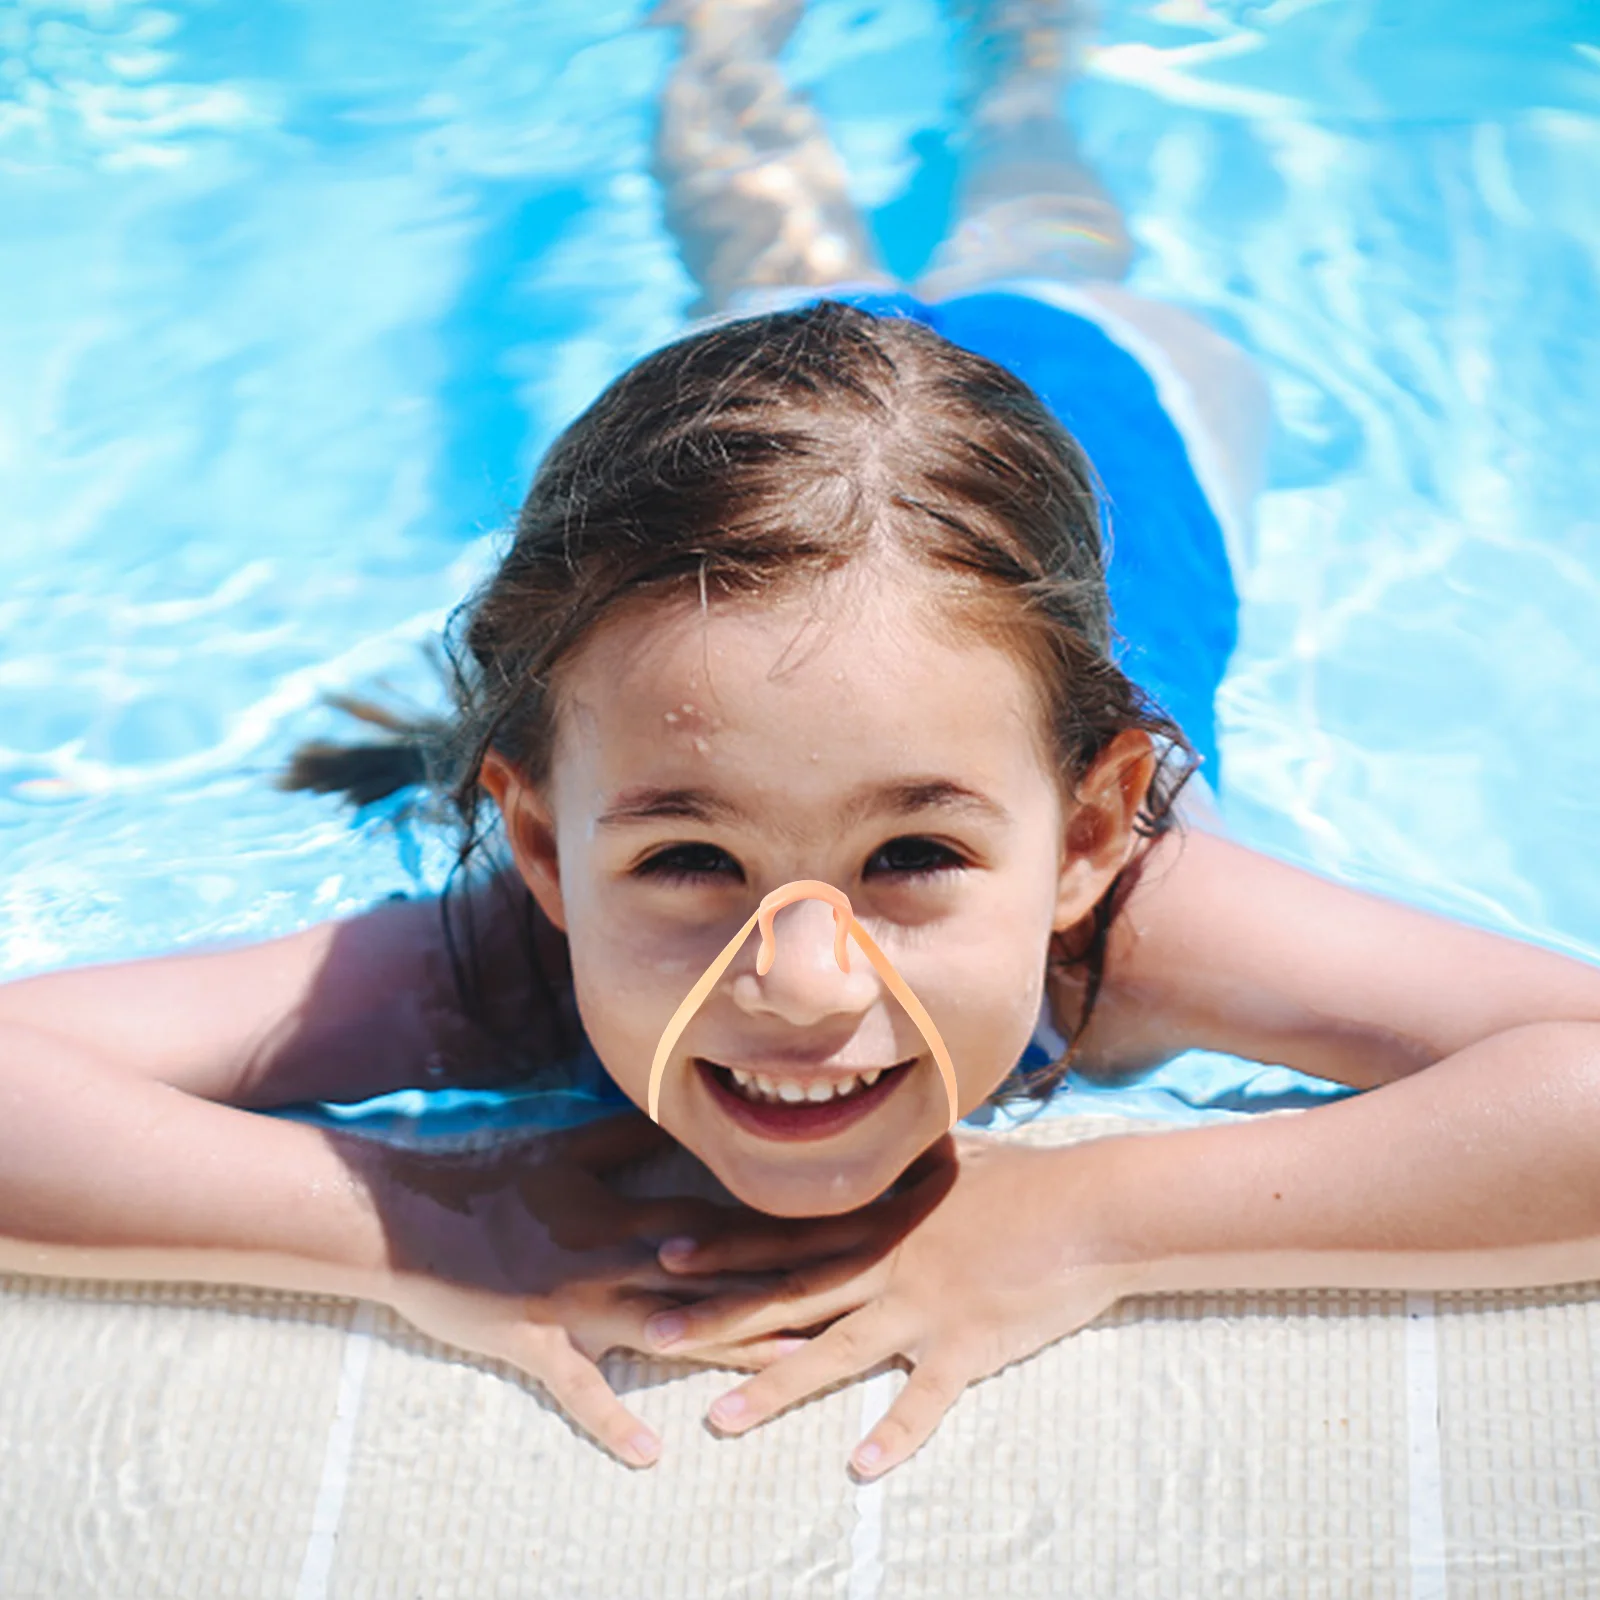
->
<box><xmin>775</xmin><ymin>1337</ymin><xmax>807</xmax><ymax>1355</ymax></box>
<box><xmin>854</xmin><ymin>1441</ymin><xmax>883</xmax><ymax>1471</ymax></box>
<box><xmin>647</xmin><ymin>1312</ymin><xmax>687</xmax><ymax>1348</ymax></box>
<box><xmin>628</xmin><ymin>1429</ymin><xmax>661</xmax><ymax>1464</ymax></box>
<box><xmin>709</xmin><ymin>1392</ymin><xmax>747</xmax><ymax>1426</ymax></box>
<box><xmin>659</xmin><ymin>1236</ymin><xmax>697</xmax><ymax>1262</ymax></box>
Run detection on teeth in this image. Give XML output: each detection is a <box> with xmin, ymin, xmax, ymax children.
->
<box><xmin>716</xmin><ymin>1063</ymin><xmax>896</xmax><ymax>1106</ymax></box>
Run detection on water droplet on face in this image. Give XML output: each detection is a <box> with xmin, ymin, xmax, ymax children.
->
<box><xmin>664</xmin><ymin>710</ymin><xmax>680</xmax><ymax>724</ymax></box>
<box><xmin>692</xmin><ymin>736</ymin><xmax>710</xmax><ymax>755</ymax></box>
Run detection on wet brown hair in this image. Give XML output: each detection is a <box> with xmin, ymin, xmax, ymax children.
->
<box><xmin>284</xmin><ymin>299</ymin><xmax>1195</xmax><ymax>1109</ymax></box>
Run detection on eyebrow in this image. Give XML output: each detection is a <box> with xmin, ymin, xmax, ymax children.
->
<box><xmin>594</xmin><ymin>777</ymin><xmax>1011</xmax><ymax>832</ymax></box>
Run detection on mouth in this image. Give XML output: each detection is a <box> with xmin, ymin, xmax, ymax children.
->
<box><xmin>694</xmin><ymin>1056</ymin><xmax>917</xmax><ymax>1143</ymax></box>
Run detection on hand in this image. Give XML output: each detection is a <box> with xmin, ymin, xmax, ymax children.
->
<box><xmin>643</xmin><ymin>1129</ymin><xmax>1145</xmax><ymax>1478</ymax></box>
<box><xmin>359</xmin><ymin>1111</ymin><xmax>810</xmax><ymax>1468</ymax></box>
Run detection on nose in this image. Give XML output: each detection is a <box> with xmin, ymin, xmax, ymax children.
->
<box><xmin>646</xmin><ymin>877</ymin><xmax>961</xmax><ymax>1129</ymax></box>
<box><xmin>736</xmin><ymin>894</ymin><xmax>879</xmax><ymax>1026</ymax></box>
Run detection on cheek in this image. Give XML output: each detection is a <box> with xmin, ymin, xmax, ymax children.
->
<box><xmin>955</xmin><ymin>1019</ymin><xmax>1037</xmax><ymax>1107</ymax></box>
<box><xmin>567</xmin><ymin>919</ymin><xmax>706</xmax><ymax>1069</ymax></box>
<box><xmin>924</xmin><ymin>957</ymin><xmax>1041</xmax><ymax>1103</ymax></box>
<box><xmin>566</xmin><ymin>935</ymin><xmax>646</xmax><ymax>1053</ymax></box>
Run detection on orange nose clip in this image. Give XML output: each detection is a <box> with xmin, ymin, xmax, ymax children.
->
<box><xmin>647</xmin><ymin>879</ymin><xmax>959</xmax><ymax>1131</ymax></box>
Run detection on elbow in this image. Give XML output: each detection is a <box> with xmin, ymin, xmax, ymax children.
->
<box><xmin>1482</xmin><ymin>1020</ymin><xmax>1600</xmax><ymax>1108</ymax></box>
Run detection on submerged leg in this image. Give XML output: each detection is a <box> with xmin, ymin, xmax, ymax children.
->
<box><xmin>650</xmin><ymin>0</ymin><xmax>891</xmax><ymax>316</ymax></box>
<box><xmin>917</xmin><ymin>0</ymin><xmax>1134</xmax><ymax>297</ymax></box>
<box><xmin>921</xmin><ymin>0</ymin><xmax>1271</xmax><ymax>565</ymax></box>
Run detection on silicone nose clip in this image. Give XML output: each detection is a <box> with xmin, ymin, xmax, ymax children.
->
<box><xmin>647</xmin><ymin>878</ymin><xmax>959</xmax><ymax>1130</ymax></box>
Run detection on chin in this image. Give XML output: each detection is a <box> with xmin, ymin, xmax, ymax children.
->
<box><xmin>710</xmin><ymin>1156</ymin><xmax>901</xmax><ymax>1219</ymax></box>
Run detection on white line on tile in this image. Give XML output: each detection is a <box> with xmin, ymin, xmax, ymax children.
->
<box><xmin>295</xmin><ymin>1299</ymin><xmax>377</xmax><ymax>1600</ymax></box>
<box><xmin>848</xmin><ymin>1367</ymin><xmax>897</xmax><ymax>1600</ymax></box>
<box><xmin>1405</xmin><ymin>1292</ymin><xmax>1448</xmax><ymax>1600</ymax></box>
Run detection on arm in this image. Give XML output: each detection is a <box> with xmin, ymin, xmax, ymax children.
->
<box><xmin>619</xmin><ymin>829</ymin><xmax>1600</xmax><ymax>1479</ymax></box>
<box><xmin>1105</xmin><ymin>1019</ymin><xmax>1600</xmax><ymax>1295</ymax></box>
<box><xmin>0</xmin><ymin>870</ymin><xmax>571</xmax><ymax>1107</ymax></box>
<box><xmin>1058</xmin><ymin>826</ymin><xmax>1600</xmax><ymax>1088</ymax></box>
<box><xmin>1066</xmin><ymin>826</ymin><xmax>1600</xmax><ymax>1282</ymax></box>
<box><xmin>0</xmin><ymin>1020</ymin><xmax>391</xmax><ymax>1292</ymax></box>
<box><xmin>0</xmin><ymin>889</ymin><xmax>837</xmax><ymax>1468</ymax></box>
<box><xmin>0</xmin><ymin>1016</ymin><xmax>756</xmax><ymax>1469</ymax></box>
<box><xmin>0</xmin><ymin>869</ymin><xmax>578</xmax><ymax>1286</ymax></box>
<box><xmin>650</xmin><ymin>1023</ymin><xmax>1600</xmax><ymax>1482</ymax></box>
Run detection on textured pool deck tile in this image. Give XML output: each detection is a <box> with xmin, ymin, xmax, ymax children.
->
<box><xmin>1436</xmin><ymin>1286</ymin><xmax>1600</xmax><ymax>1598</ymax></box>
<box><xmin>0</xmin><ymin>1278</ymin><xmax>354</xmax><ymax>1600</ymax></box>
<box><xmin>859</xmin><ymin>1285</ymin><xmax>1408</xmax><ymax>1600</ymax></box>
<box><xmin>322</xmin><ymin>1323</ymin><xmax>866</xmax><ymax>1600</ymax></box>
<box><xmin>1</xmin><ymin>1115</ymin><xmax>1598</xmax><ymax>1598</ymax></box>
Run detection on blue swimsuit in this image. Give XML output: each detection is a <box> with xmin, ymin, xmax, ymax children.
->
<box><xmin>834</xmin><ymin>288</ymin><xmax>1239</xmax><ymax>784</ymax></box>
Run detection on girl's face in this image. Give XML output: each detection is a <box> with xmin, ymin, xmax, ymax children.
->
<box><xmin>486</xmin><ymin>566</ymin><xmax>1150</xmax><ymax>1216</ymax></box>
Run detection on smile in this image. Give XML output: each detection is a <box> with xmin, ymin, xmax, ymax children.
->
<box><xmin>645</xmin><ymin>880</ymin><xmax>960</xmax><ymax>1132</ymax></box>
<box><xmin>694</xmin><ymin>1056</ymin><xmax>916</xmax><ymax>1142</ymax></box>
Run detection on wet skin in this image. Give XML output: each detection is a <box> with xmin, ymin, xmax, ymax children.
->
<box><xmin>481</xmin><ymin>559</ymin><xmax>1153</xmax><ymax>1219</ymax></box>
<box><xmin>646</xmin><ymin>877</ymin><xmax>961</xmax><ymax>1129</ymax></box>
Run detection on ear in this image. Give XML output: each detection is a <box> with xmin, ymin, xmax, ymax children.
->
<box><xmin>1052</xmin><ymin>729</ymin><xmax>1158</xmax><ymax>931</ymax></box>
<box><xmin>479</xmin><ymin>749</ymin><xmax>568</xmax><ymax>932</ymax></box>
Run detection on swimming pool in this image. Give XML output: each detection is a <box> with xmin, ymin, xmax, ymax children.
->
<box><xmin>5</xmin><ymin>5</ymin><xmax>1600</xmax><ymax>1596</ymax></box>
<box><xmin>2</xmin><ymin>0</ymin><xmax>1597</xmax><ymax>1128</ymax></box>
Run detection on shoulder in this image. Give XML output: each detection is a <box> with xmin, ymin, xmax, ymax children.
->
<box><xmin>286</xmin><ymin>871</ymin><xmax>584</xmax><ymax>1099</ymax></box>
<box><xmin>410</xmin><ymin>870</ymin><xmax>583</xmax><ymax>1089</ymax></box>
<box><xmin>0</xmin><ymin>869</ymin><xmax>581</xmax><ymax>1107</ymax></box>
<box><xmin>1052</xmin><ymin>823</ymin><xmax>1600</xmax><ymax>1089</ymax></box>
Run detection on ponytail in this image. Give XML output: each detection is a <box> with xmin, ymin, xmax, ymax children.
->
<box><xmin>278</xmin><ymin>694</ymin><xmax>454</xmax><ymax>810</ymax></box>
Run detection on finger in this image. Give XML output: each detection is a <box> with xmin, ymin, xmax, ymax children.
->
<box><xmin>846</xmin><ymin>1350</ymin><xmax>972</xmax><ymax>1478</ymax></box>
<box><xmin>580</xmin><ymin>1280</ymin><xmax>795</xmax><ymax>1371</ymax></box>
<box><xmin>688</xmin><ymin>1333</ymin><xmax>811</xmax><ymax>1371</ymax></box>
<box><xmin>656</xmin><ymin>1198</ymin><xmax>907</xmax><ymax>1274</ymax></box>
<box><xmin>618</xmin><ymin>1264</ymin><xmax>790</xmax><ymax>1298</ymax></box>
<box><xmin>513</xmin><ymin>1322</ymin><xmax>664</xmax><ymax>1469</ymax></box>
<box><xmin>542</xmin><ymin>1110</ymin><xmax>675</xmax><ymax>1172</ymax></box>
<box><xmin>700</xmin><ymin>1301</ymin><xmax>907</xmax><ymax>1436</ymax></box>
<box><xmin>641</xmin><ymin>1253</ymin><xmax>883</xmax><ymax>1352</ymax></box>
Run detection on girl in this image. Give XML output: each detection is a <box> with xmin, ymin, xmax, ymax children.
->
<box><xmin>4</xmin><ymin>0</ymin><xmax>1600</xmax><ymax>1488</ymax></box>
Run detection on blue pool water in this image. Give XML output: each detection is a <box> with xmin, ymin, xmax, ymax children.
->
<box><xmin>2</xmin><ymin>1</ymin><xmax>1597</xmax><ymax>1129</ymax></box>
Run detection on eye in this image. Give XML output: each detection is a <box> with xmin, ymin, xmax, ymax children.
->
<box><xmin>866</xmin><ymin>836</ymin><xmax>966</xmax><ymax>879</ymax></box>
<box><xmin>632</xmin><ymin>836</ymin><xmax>966</xmax><ymax>885</ymax></box>
<box><xmin>633</xmin><ymin>843</ymin><xmax>742</xmax><ymax>883</ymax></box>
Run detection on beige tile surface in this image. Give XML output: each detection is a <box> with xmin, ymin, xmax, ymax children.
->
<box><xmin>0</xmin><ymin>1115</ymin><xmax>1596</xmax><ymax>1598</ymax></box>
<box><xmin>0</xmin><ymin>1278</ymin><xmax>352</xmax><ymax>1600</ymax></box>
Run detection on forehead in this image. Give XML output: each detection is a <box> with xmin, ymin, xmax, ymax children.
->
<box><xmin>550</xmin><ymin>576</ymin><xmax>1054</xmax><ymax>813</ymax></box>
